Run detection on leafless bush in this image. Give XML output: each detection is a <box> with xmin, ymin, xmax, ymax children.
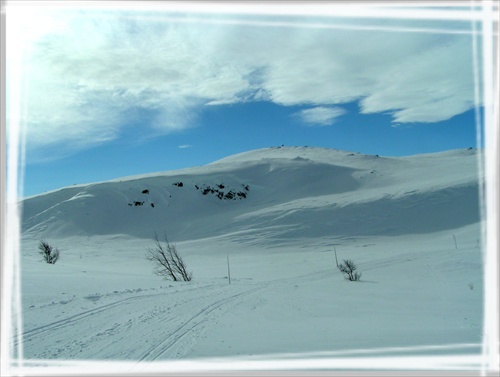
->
<box><xmin>38</xmin><ymin>240</ymin><xmax>60</xmax><ymax>264</ymax></box>
<box><xmin>338</xmin><ymin>259</ymin><xmax>361</xmax><ymax>281</ymax></box>
<box><xmin>146</xmin><ymin>232</ymin><xmax>192</xmax><ymax>282</ymax></box>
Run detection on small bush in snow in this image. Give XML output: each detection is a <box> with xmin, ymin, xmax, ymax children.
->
<box><xmin>146</xmin><ymin>232</ymin><xmax>192</xmax><ymax>282</ymax></box>
<box><xmin>38</xmin><ymin>240</ymin><xmax>60</xmax><ymax>264</ymax></box>
<box><xmin>338</xmin><ymin>259</ymin><xmax>361</xmax><ymax>281</ymax></box>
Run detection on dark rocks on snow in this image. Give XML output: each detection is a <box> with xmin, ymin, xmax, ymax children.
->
<box><xmin>196</xmin><ymin>183</ymin><xmax>249</xmax><ymax>201</ymax></box>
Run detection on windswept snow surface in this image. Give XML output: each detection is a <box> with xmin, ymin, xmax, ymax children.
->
<box><xmin>17</xmin><ymin>147</ymin><xmax>484</xmax><ymax>369</ymax></box>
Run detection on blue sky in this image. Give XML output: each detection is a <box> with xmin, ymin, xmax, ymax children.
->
<box><xmin>6</xmin><ymin>4</ymin><xmax>484</xmax><ymax>198</ymax></box>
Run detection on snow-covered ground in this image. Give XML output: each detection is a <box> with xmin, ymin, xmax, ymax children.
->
<box><xmin>14</xmin><ymin>146</ymin><xmax>485</xmax><ymax>372</ymax></box>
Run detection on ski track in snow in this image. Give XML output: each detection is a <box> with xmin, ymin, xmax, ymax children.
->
<box><xmin>18</xmin><ymin>281</ymin><xmax>269</xmax><ymax>361</ymax></box>
<box><xmin>137</xmin><ymin>284</ymin><xmax>267</xmax><ymax>361</ymax></box>
<box><xmin>19</xmin><ymin>285</ymin><xmax>211</xmax><ymax>341</ymax></box>
<box><xmin>19</xmin><ymin>265</ymin><xmax>350</xmax><ymax>361</ymax></box>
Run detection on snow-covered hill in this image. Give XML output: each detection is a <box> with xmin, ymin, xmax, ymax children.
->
<box><xmin>15</xmin><ymin>147</ymin><xmax>485</xmax><ymax>371</ymax></box>
<box><xmin>21</xmin><ymin>146</ymin><xmax>481</xmax><ymax>241</ymax></box>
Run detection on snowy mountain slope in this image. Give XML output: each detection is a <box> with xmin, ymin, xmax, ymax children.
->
<box><xmin>14</xmin><ymin>147</ymin><xmax>486</xmax><ymax>370</ymax></box>
<box><xmin>21</xmin><ymin>146</ymin><xmax>482</xmax><ymax>241</ymax></box>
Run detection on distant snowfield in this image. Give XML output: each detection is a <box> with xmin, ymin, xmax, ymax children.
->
<box><xmin>16</xmin><ymin>147</ymin><xmax>484</xmax><ymax>370</ymax></box>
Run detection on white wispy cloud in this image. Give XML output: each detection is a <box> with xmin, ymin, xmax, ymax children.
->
<box><xmin>293</xmin><ymin>107</ymin><xmax>346</xmax><ymax>126</ymax></box>
<box><xmin>8</xmin><ymin>5</ymin><xmax>478</xmax><ymax>158</ymax></box>
<box><xmin>178</xmin><ymin>144</ymin><xmax>193</xmax><ymax>149</ymax></box>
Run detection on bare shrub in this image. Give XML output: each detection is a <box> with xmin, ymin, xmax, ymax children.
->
<box><xmin>338</xmin><ymin>259</ymin><xmax>361</xmax><ymax>281</ymax></box>
<box><xmin>146</xmin><ymin>232</ymin><xmax>192</xmax><ymax>282</ymax></box>
<box><xmin>38</xmin><ymin>240</ymin><xmax>60</xmax><ymax>264</ymax></box>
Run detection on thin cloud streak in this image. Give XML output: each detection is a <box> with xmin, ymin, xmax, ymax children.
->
<box><xmin>293</xmin><ymin>107</ymin><xmax>346</xmax><ymax>127</ymax></box>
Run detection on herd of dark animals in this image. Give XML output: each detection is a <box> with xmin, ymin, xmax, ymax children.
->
<box><xmin>128</xmin><ymin>182</ymin><xmax>250</xmax><ymax>208</ymax></box>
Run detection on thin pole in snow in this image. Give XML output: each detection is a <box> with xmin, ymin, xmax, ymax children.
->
<box><xmin>452</xmin><ymin>234</ymin><xmax>458</xmax><ymax>250</ymax></box>
<box><xmin>334</xmin><ymin>246</ymin><xmax>339</xmax><ymax>268</ymax></box>
<box><xmin>227</xmin><ymin>254</ymin><xmax>231</xmax><ymax>284</ymax></box>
